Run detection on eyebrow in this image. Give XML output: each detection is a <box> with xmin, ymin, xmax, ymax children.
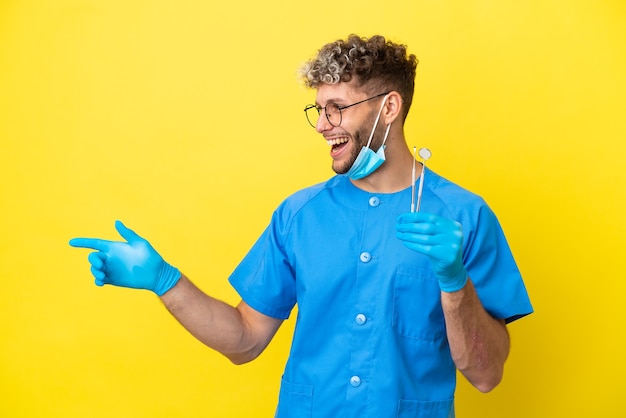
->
<box><xmin>316</xmin><ymin>97</ymin><xmax>348</xmax><ymax>107</ymax></box>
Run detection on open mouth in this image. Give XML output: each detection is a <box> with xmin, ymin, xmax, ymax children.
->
<box><xmin>327</xmin><ymin>136</ymin><xmax>349</xmax><ymax>156</ymax></box>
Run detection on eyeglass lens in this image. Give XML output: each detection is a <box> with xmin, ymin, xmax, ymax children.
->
<box><xmin>305</xmin><ymin>103</ymin><xmax>342</xmax><ymax>128</ymax></box>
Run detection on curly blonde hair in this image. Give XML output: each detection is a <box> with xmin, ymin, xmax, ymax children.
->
<box><xmin>300</xmin><ymin>34</ymin><xmax>419</xmax><ymax>121</ymax></box>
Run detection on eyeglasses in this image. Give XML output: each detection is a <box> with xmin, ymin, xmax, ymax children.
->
<box><xmin>304</xmin><ymin>92</ymin><xmax>390</xmax><ymax>128</ymax></box>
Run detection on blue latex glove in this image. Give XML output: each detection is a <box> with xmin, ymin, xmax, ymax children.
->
<box><xmin>396</xmin><ymin>212</ymin><xmax>468</xmax><ymax>292</ymax></box>
<box><xmin>69</xmin><ymin>221</ymin><xmax>181</xmax><ymax>296</ymax></box>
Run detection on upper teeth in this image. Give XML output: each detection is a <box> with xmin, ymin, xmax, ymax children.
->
<box><xmin>326</xmin><ymin>137</ymin><xmax>349</xmax><ymax>146</ymax></box>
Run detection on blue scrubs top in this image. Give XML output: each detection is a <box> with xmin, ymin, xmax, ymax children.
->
<box><xmin>229</xmin><ymin>169</ymin><xmax>533</xmax><ymax>418</ymax></box>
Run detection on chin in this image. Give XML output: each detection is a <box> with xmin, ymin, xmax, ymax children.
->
<box><xmin>332</xmin><ymin>160</ymin><xmax>351</xmax><ymax>175</ymax></box>
<box><xmin>331</xmin><ymin>165</ymin><xmax>344</xmax><ymax>175</ymax></box>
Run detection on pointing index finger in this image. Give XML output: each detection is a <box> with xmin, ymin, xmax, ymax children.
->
<box><xmin>69</xmin><ymin>238</ymin><xmax>113</xmax><ymax>252</ymax></box>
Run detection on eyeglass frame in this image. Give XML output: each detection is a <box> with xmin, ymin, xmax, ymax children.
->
<box><xmin>303</xmin><ymin>91</ymin><xmax>390</xmax><ymax>128</ymax></box>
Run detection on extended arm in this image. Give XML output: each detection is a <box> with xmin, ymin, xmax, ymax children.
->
<box><xmin>396</xmin><ymin>212</ymin><xmax>510</xmax><ymax>392</ymax></box>
<box><xmin>161</xmin><ymin>275</ymin><xmax>283</xmax><ymax>364</ymax></box>
<box><xmin>70</xmin><ymin>221</ymin><xmax>282</xmax><ymax>364</ymax></box>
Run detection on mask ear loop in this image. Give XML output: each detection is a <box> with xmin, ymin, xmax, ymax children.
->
<box><xmin>380</xmin><ymin>122</ymin><xmax>392</xmax><ymax>149</ymax></box>
<box><xmin>365</xmin><ymin>94</ymin><xmax>390</xmax><ymax>150</ymax></box>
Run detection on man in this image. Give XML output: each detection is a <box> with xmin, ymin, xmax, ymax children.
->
<box><xmin>70</xmin><ymin>34</ymin><xmax>532</xmax><ymax>418</ymax></box>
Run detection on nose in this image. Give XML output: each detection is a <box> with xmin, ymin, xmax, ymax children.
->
<box><xmin>315</xmin><ymin>111</ymin><xmax>332</xmax><ymax>133</ymax></box>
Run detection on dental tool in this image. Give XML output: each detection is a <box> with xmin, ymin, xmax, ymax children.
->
<box><xmin>411</xmin><ymin>146</ymin><xmax>417</xmax><ymax>212</ymax></box>
<box><xmin>415</xmin><ymin>148</ymin><xmax>431</xmax><ymax>212</ymax></box>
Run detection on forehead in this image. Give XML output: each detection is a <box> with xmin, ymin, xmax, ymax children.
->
<box><xmin>315</xmin><ymin>82</ymin><xmax>366</xmax><ymax>105</ymax></box>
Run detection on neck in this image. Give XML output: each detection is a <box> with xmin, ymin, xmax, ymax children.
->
<box><xmin>350</xmin><ymin>134</ymin><xmax>422</xmax><ymax>193</ymax></box>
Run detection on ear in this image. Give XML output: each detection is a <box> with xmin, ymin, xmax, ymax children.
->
<box><xmin>382</xmin><ymin>91</ymin><xmax>404</xmax><ymax>125</ymax></box>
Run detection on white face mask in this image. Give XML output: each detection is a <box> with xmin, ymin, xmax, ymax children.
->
<box><xmin>343</xmin><ymin>94</ymin><xmax>392</xmax><ymax>180</ymax></box>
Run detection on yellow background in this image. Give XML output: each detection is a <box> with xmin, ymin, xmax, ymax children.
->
<box><xmin>1</xmin><ymin>1</ymin><xmax>625</xmax><ymax>417</ymax></box>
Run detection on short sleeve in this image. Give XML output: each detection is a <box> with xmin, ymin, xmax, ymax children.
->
<box><xmin>463</xmin><ymin>204</ymin><xmax>533</xmax><ymax>323</ymax></box>
<box><xmin>228</xmin><ymin>211</ymin><xmax>297</xmax><ymax>320</ymax></box>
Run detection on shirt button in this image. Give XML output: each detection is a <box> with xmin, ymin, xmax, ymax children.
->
<box><xmin>359</xmin><ymin>252</ymin><xmax>371</xmax><ymax>263</ymax></box>
<box><xmin>368</xmin><ymin>196</ymin><xmax>380</xmax><ymax>207</ymax></box>
<box><xmin>350</xmin><ymin>376</ymin><xmax>361</xmax><ymax>387</ymax></box>
<box><xmin>355</xmin><ymin>314</ymin><xmax>367</xmax><ymax>325</ymax></box>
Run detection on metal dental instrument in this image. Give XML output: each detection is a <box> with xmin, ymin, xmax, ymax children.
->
<box><xmin>415</xmin><ymin>148</ymin><xmax>431</xmax><ymax>212</ymax></box>
<box><xmin>411</xmin><ymin>146</ymin><xmax>417</xmax><ymax>212</ymax></box>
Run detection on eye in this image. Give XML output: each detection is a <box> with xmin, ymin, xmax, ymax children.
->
<box><xmin>327</xmin><ymin>103</ymin><xmax>341</xmax><ymax>115</ymax></box>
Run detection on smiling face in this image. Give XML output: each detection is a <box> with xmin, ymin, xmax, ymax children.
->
<box><xmin>315</xmin><ymin>82</ymin><xmax>389</xmax><ymax>175</ymax></box>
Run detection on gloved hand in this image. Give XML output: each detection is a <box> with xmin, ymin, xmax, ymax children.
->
<box><xmin>69</xmin><ymin>220</ymin><xmax>181</xmax><ymax>296</ymax></box>
<box><xmin>396</xmin><ymin>212</ymin><xmax>468</xmax><ymax>292</ymax></box>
